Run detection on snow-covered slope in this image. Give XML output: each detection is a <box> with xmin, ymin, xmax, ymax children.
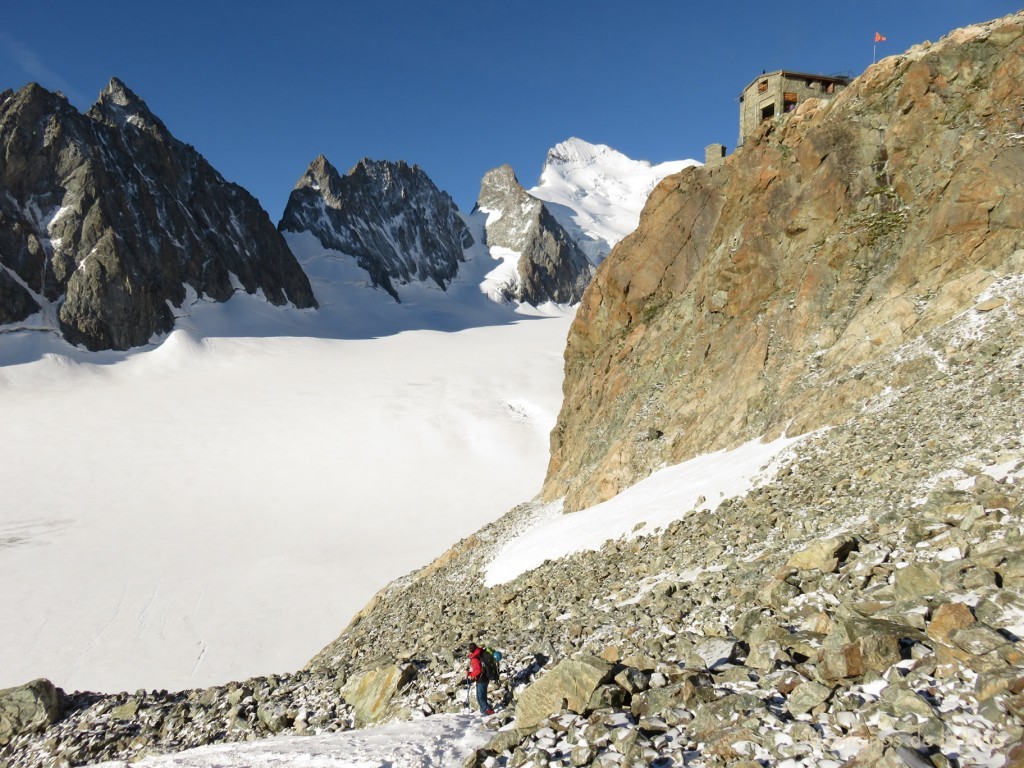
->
<box><xmin>94</xmin><ymin>714</ymin><xmax>490</xmax><ymax>767</ymax></box>
<box><xmin>92</xmin><ymin>716</ymin><xmax>487</xmax><ymax>768</ymax></box>
<box><xmin>528</xmin><ymin>138</ymin><xmax>700</xmax><ymax>264</ymax></box>
<box><xmin>483</xmin><ymin>433</ymin><xmax>805</xmax><ymax>587</ymax></box>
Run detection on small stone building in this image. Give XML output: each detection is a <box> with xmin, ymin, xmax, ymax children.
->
<box><xmin>738</xmin><ymin>70</ymin><xmax>850</xmax><ymax>146</ymax></box>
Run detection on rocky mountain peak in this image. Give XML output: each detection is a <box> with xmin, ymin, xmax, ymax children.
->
<box><xmin>474</xmin><ymin>163</ymin><xmax>593</xmax><ymax>306</ymax></box>
<box><xmin>295</xmin><ymin>153</ymin><xmax>340</xmax><ymax>196</ymax></box>
<box><xmin>1</xmin><ymin>82</ymin><xmax>72</xmax><ymax>123</ymax></box>
<box><xmin>347</xmin><ymin>157</ymin><xmax>427</xmax><ymax>194</ymax></box>
<box><xmin>98</xmin><ymin>76</ymin><xmax>141</xmax><ymax>108</ymax></box>
<box><xmin>279</xmin><ymin>155</ymin><xmax>472</xmax><ymax>301</ymax></box>
<box><xmin>90</xmin><ymin>77</ymin><xmax>165</xmax><ymax>135</ymax></box>
<box><xmin>0</xmin><ymin>79</ymin><xmax>316</xmax><ymax>350</ymax></box>
<box><xmin>476</xmin><ymin>164</ymin><xmax>524</xmax><ymax>206</ymax></box>
<box><xmin>529</xmin><ymin>138</ymin><xmax>699</xmax><ymax>266</ymax></box>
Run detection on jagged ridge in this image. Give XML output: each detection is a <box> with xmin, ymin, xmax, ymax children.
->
<box><xmin>278</xmin><ymin>155</ymin><xmax>473</xmax><ymax>302</ymax></box>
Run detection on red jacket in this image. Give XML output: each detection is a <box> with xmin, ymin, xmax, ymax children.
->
<box><xmin>468</xmin><ymin>647</ymin><xmax>484</xmax><ymax>680</ymax></box>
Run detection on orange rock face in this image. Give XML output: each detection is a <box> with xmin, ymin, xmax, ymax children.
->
<box><xmin>544</xmin><ymin>12</ymin><xmax>1024</xmax><ymax>512</ymax></box>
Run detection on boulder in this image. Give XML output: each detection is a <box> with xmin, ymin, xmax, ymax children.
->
<box><xmin>340</xmin><ymin>663</ymin><xmax>416</xmax><ymax>726</ymax></box>
<box><xmin>975</xmin><ymin>591</ymin><xmax>1024</xmax><ymax>638</ymax></box>
<box><xmin>927</xmin><ymin>602</ymin><xmax>976</xmax><ymax>644</ymax></box>
<box><xmin>786</xmin><ymin>681</ymin><xmax>834</xmax><ymax>715</ymax></box>
<box><xmin>486</xmin><ymin>728</ymin><xmax>527</xmax><ymax>754</ymax></box>
<box><xmin>893</xmin><ymin>564</ymin><xmax>943</xmax><ymax>599</ymax></box>
<box><xmin>0</xmin><ymin>678</ymin><xmax>63</xmax><ymax>745</ymax></box>
<box><xmin>948</xmin><ymin>626</ymin><xmax>1010</xmax><ymax>656</ymax></box>
<box><xmin>514</xmin><ymin>655</ymin><xmax>614</xmax><ymax>729</ymax></box>
<box><xmin>613</xmin><ymin>666</ymin><xmax>650</xmax><ymax>694</ymax></box>
<box><xmin>818</xmin><ymin>617</ymin><xmax>917</xmax><ymax>680</ymax></box>
<box><xmin>630</xmin><ymin>676</ymin><xmax>717</xmax><ymax>718</ymax></box>
<box><xmin>690</xmin><ymin>693</ymin><xmax>763</xmax><ymax>738</ymax></box>
<box><xmin>786</xmin><ymin>535</ymin><xmax>857</xmax><ymax>573</ymax></box>
<box><xmin>586</xmin><ymin>683</ymin><xmax>628</xmax><ymax>710</ymax></box>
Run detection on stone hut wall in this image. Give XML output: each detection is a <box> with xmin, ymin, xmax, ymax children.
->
<box><xmin>738</xmin><ymin>71</ymin><xmax>848</xmax><ymax>146</ymax></box>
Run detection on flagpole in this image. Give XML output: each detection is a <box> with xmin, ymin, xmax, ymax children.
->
<box><xmin>873</xmin><ymin>43</ymin><xmax>877</xmax><ymax>64</ymax></box>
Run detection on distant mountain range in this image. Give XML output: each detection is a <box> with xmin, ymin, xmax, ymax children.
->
<box><xmin>0</xmin><ymin>78</ymin><xmax>697</xmax><ymax>351</ymax></box>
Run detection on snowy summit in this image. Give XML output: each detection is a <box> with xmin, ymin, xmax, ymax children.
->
<box><xmin>529</xmin><ymin>137</ymin><xmax>700</xmax><ymax>264</ymax></box>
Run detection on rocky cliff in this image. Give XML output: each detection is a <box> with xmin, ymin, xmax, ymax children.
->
<box><xmin>278</xmin><ymin>155</ymin><xmax>472</xmax><ymax>301</ymax></box>
<box><xmin>474</xmin><ymin>164</ymin><xmax>593</xmax><ymax>305</ymax></box>
<box><xmin>0</xmin><ymin>79</ymin><xmax>316</xmax><ymax>351</ymax></box>
<box><xmin>543</xmin><ymin>13</ymin><xmax>1024</xmax><ymax>512</ymax></box>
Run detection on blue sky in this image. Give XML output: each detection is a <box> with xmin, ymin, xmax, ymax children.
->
<box><xmin>2</xmin><ymin>1</ymin><xmax>1020</xmax><ymax>218</ymax></box>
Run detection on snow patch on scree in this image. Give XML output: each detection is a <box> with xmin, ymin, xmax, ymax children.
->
<box><xmin>94</xmin><ymin>712</ymin><xmax>491</xmax><ymax>767</ymax></box>
<box><xmin>484</xmin><ymin>433</ymin><xmax>806</xmax><ymax>586</ymax></box>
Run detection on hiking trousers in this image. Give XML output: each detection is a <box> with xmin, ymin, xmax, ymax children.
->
<box><xmin>475</xmin><ymin>678</ymin><xmax>490</xmax><ymax>714</ymax></box>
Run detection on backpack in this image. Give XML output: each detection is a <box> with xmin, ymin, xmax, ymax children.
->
<box><xmin>481</xmin><ymin>648</ymin><xmax>501</xmax><ymax>681</ymax></box>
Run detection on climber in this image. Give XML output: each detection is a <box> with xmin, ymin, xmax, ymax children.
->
<box><xmin>466</xmin><ymin>642</ymin><xmax>494</xmax><ymax>715</ymax></box>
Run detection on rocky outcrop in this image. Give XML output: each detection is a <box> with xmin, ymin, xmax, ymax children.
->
<box><xmin>0</xmin><ymin>679</ymin><xmax>62</xmax><ymax>746</ymax></box>
<box><xmin>474</xmin><ymin>165</ymin><xmax>593</xmax><ymax>305</ymax></box>
<box><xmin>0</xmin><ymin>79</ymin><xmax>317</xmax><ymax>351</ymax></box>
<box><xmin>279</xmin><ymin>155</ymin><xmax>472</xmax><ymax>301</ymax></box>
<box><xmin>542</xmin><ymin>12</ymin><xmax>1024</xmax><ymax>511</ymax></box>
<box><xmin>0</xmin><ymin>268</ymin><xmax>39</xmax><ymax>324</ymax></box>
<box><xmin>1</xmin><ymin>671</ymin><xmax>356</xmax><ymax>765</ymax></box>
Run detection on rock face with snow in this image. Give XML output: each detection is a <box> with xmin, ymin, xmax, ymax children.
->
<box><xmin>278</xmin><ymin>155</ymin><xmax>473</xmax><ymax>301</ymax></box>
<box><xmin>0</xmin><ymin>79</ymin><xmax>317</xmax><ymax>351</ymax></box>
<box><xmin>543</xmin><ymin>12</ymin><xmax>1024</xmax><ymax>512</ymax></box>
<box><xmin>474</xmin><ymin>164</ymin><xmax>593</xmax><ymax>306</ymax></box>
<box><xmin>529</xmin><ymin>137</ymin><xmax>699</xmax><ymax>264</ymax></box>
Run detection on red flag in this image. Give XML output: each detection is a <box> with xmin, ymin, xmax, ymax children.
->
<box><xmin>875</xmin><ymin>32</ymin><xmax>887</xmax><ymax>42</ymax></box>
